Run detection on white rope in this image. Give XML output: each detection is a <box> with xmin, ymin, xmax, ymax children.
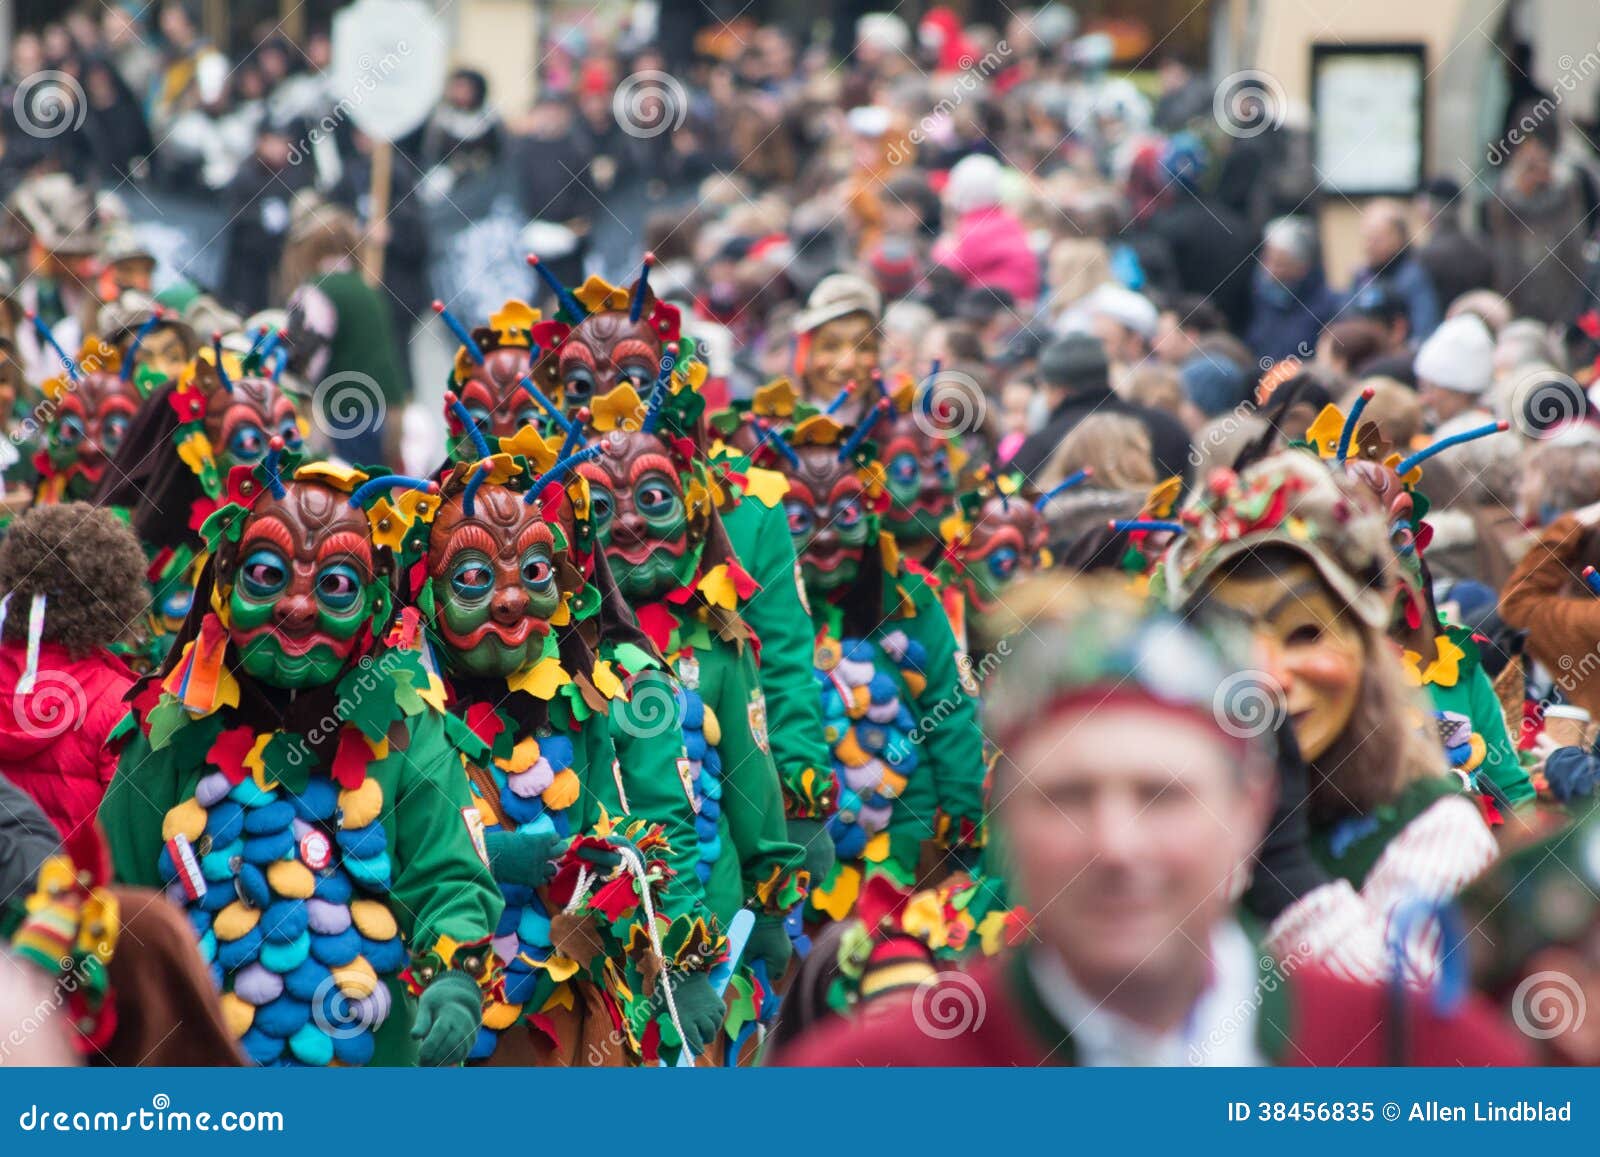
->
<box><xmin>561</xmin><ymin>866</ymin><xmax>592</xmax><ymax>915</ymax></box>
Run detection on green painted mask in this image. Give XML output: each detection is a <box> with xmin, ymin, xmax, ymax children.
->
<box><xmin>579</xmin><ymin>431</ymin><xmax>692</xmax><ymax>601</ymax></box>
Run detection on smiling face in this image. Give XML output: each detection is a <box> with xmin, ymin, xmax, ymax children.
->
<box><xmin>803</xmin><ymin>313</ymin><xmax>879</xmax><ymax>413</ymax></box>
<box><xmin>226</xmin><ymin>483</ymin><xmax>377</xmax><ymax>689</ymax></box>
<box><xmin>47</xmin><ymin>371</ymin><xmax>142</xmax><ymax>493</ymax></box>
<box><xmin>451</xmin><ymin>347</ymin><xmax>543</xmax><ymax>460</ymax></box>
<box><xmin>879</xmin><ymin>412</ymin><xmax>955</xmax><ymax>553</ymax></box>
<box><xmin>428</xmin><ymin>485</ymin><xmax>562</xmax><ymax>678</ymax></box>
<box><xmin>1207</xmin><ymin>559</ymin><xmax>1366</xmax><ymax>762</ymax></box>
<box><xmin>959</xmin><ymin>494</ymin><xmax>1048</xmax><ymax>611</ymax></box>
<box><xmin>132</xmin><ymin>325</ymin><xmax>194</xmax><ymax>384</ymax></box>
<box><xmin>579</xmin><ymin>429</ymin><xmax>691</xmax><ymax>601</ymax></box>
<box><xmin>204</xmin><ymin>375</ymin><xmax>303</xmax><ymax>472</ymax></box>
<box><xmin>551</xmin><ymin>310</ymin><xmax>662</xmax><ymax>415</ymax></box>
<box><xmin>784</xmin><ymin>443</ymin><xmax>874</xmax><ymax>596</ymax></box>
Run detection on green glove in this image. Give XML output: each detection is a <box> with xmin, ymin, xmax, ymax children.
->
<box><xmin>410</xmin><ymin>971</ymin><xmax>482</xmax><ymax>1066</ymax></box>
<box><xmin>786</xmin><ymin>817</ymin><xmax>835</xmax><ymax>886</ymax></box>
<box><xmin>743</xmin><ymin>913</ymin><xmax>793</xmax><ymax>978</ymax></box>
<box><xmin>573</xmin><ymin>833</ymin><xmax>633</xmax><ymax>873</ymax></box>
<box><xmin>667</xmin><ymin>969</ymin><xmax>725</xmax><ymax>1057</ymax></box>
<box><xmin>484</xmin><ymin>829</ymin><xmax>561</xmax><ymax>887</ymax></box>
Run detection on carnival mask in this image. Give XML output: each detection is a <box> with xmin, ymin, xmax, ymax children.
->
<box><xmin>1207</xmin><ymin>559</ymin><xmax>1365</xmax><ymax>762</ymax></box>
<box><xmin>552</xmin><ymin>309</ymin><xmax>661</xmax><ymax>414</ymax></box>
<box><xmin>957</xmin><ymin>494</ymin><xmax>1049</xmax><ymax>612</ymax></box>
<box><xmin>205</xmin><ymin>373</ymin><xmax>303</xmax><ymax>473</ymax></box>
<box><xmin>130</xmin><ymin>323</ymin><xmax>193</xmax><ymax>384</ymax></box>
<box><xmin>783</xmin><ymin>442</ymin><xmax>876</xmax><ymax>595</ymax></box>
<box><xmin>579</xmin><ymin>429</ymin><xmax>691</xmax><ymax>600</ymax></box>
<box><xmin>879</xmin><ymin>411</ymin><xmax>955</xmax><ymax>553</ymax></box>
<box><xmin>428</xmin><ymin>482</ymin><xmax>564</xmax><ymax>678</ymax></box>
<box><xmin>448</xmin><ymin>347</ymin><xmax>544</xmax><ymax>460</ymax></box>
<box><xmin>225</xmin><ymin>481</ymin><xmax>378</xmax><ymax>689</ymax></box>
<box><xmin>45</xmin><ymin>370</ymin><xmax>141</xmax><ymax>492</ymax></box>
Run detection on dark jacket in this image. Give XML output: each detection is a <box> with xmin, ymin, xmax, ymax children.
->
<box><xmin>0</xmin><ymin>772</ymin><xmax>59</xmax><ymax>907</ymax></box>
<box><xmin>1142</xmin><ymin>189</ymin><xmax>1258</xmax><ymax>332</ymax></box>
<box><xmin>1247</xmin><ymin>264</ymin><xmax>1342</xmax><ymax>366</ymax></box>
<box><xmin>1417</xmin><ymin>223</ymin><xmax>1495</xmax><ymax>313</ymax></box>
<box><xmin>1010</xmin><ymin>384</ymin><xmax>1193</xmax><ymax>486</ymax></box>
<box><xmin>1347</xmin><ymin>250</ymin><xmax>1441</xmax><ymax>340</ymax></box>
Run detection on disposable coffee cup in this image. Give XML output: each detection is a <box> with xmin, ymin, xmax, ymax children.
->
<box><xmin>1544</xmin><ymin>705</ymin><xmax>1594</xmax><ymax>750</ymax></box>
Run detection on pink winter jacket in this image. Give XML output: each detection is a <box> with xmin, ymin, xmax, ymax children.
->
<box><xmin>932</xmin><ymin>205</ymin><xmax>1040</xmax><ymax>304</ymax></box>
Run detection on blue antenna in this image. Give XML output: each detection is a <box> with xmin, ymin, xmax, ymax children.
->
<box><xmin>121</xmin><ymin>310</ymin><xmax>165</xmax><ymax>382</ymax></box>
<box><xmin>526</xmin><ymin>254</ymin><xmax>585</xmax><ymax>322</ymax></box>
<box><xmin>25</xmin><ymin>311</ymin><xmax>78</xmax><ymax>381</ymax></box>
<box><xmin>629</xmin><ymin>252</ymin><xmax>655</xmax><ymax>323</ymax></box>
<box><xmin>523</xmin><ymin>443</ymin><xmax>604</xmax><ymax>505</ymax></box>
<box><xmin>516</xmin><ymin>375</ymin><xmax>574</xmax><ymax>435</ymax></box>
<box><xmin>432</xmin><ymin>300</ymin><xmax>485</xmax><ymax>364</ymax></box>
<box><xmin>1393</xmin><ymin>421</ymin><xmax>1508</xmax><ymax>477</ymax></box>
<box><xmin>210</xmin><ymin>331</ymin><xmax>233</xmax><ymax>393</ymax></box>
<box><xmin>1336</xmin><ymin>385</ymin><xmax>1375</xmax><ymax>462</ymax></box>
<box><xmin>838</xmin><ymin>400</ymin><xmax>890</xmax><ymax>462</ymax></box>
<box><xmin>444</xmin><ymin>391</ymin><xmax>493</xmax><ymax>459</ymax></box>
<box><xmin>1035</xmin><ymin>469</ymin><xmax>1092</xmax><ymax>509</ymax></box>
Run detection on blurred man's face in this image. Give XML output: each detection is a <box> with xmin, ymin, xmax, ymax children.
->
<box><xmin>1090</xmin><ymin>316</ymin><xmax>1145</xmax><ymax>367</ymax></box>
<box><xmin>1261</xmin><ymin>243</ymin><xmax>1307</xmax><ymax>287</ymax></box>
<box><xmin>1418</xmin><ymin>380</ymin><xmax>1476</xmax><ymax>428</ymax></box>
<box><xmin>1152</xmin><ymin>311</ymin><xmax>1196</xmax><ymax>365</ymax></box>
<box><xmin>1002</xmin><ymin>705</ymin><xmax>1268</xmax><ymax>995</ymax></box>
<box><xmin>1360</xmin><ymin>211</ymin><xmax>1405</xmax><ymax>267</ymax></box>
<box><xmin>804</xmin><ymin>311</ymin><xmax>879</xmax><ymax>402</ymax></box>
<box><xmin>1514</xmin><ymin>139</ymin><xmax>1554</xmax><ymax>188</ymax></box>
<box><xmin>159</xmin><ymin>4</ymin><xmax>195</xmax><ymax>45</ymax></box>
<box><xmin>446</xmin><ymin>76</ymin><xmax>477</xmax><ymax>110</ymax></box>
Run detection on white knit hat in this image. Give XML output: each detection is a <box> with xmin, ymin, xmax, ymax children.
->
<box><xmin>1083</xmin><ymin>283</ymin><xmax>1159</xmax><ymax>339</ymax></box>
<box><xmin>1414</xmin><ymin>314</ymin><xmax>1495</xmax><ymax>394</ymax></box>
<box><xmin>945</xmin><ymin>154</ymin><xmax>1004</xmax><ymax>215</ymax></box>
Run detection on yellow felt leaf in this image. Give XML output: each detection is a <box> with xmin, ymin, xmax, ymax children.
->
<box><xmin>242</xmin><ymin>732</ymin><xmax>273</xmax><ymax>778</ymax></box>
<box><xmin>499</xmin><ymin>425</ymin><xmax>561</xmax><ymax>473</ymax></box>
<box><xmin>862</xmin><ymin>831</ymin><xmax>891</xmax><ymax>863</ymax></box>
<box><xmin>742</xmin><ymin>466</ymin><xmax>789</xmax><ymax>508</ymax></box>
<box><xmin>901</xmin><ymin>890</ymin><xmax>949</xmax><ymax>950</ymax></box>
<box><xmin>810</xmin><ymin>865</ymin><xmax>861</xmax><ymax>922</ymax></box>
<box><xmin>176</xmin><ymin>430</ymin><xmax>214</xmax><ymax>476</ymax></box>
<box><xmin>978</xmin><ymin>910</ymin><xmax>1009</xmax><ymax>956</ymax></box>
<box><xmin>1420</xmin><ymin>634</ymin><xmax>1465</xmax><ymax>689</ymax></box>
<box><xmin>752</xmin><ymin>378</ymin><xmax>799</xmax><ymax>418</ymax></box>
<box><xmin>364</xmin><ymin>733</ymin><xmax>390</xmax><ymax>761</ymax></box>
<box><xmin>696</xmin><ymin>564</ymin><xmax>738</xmax><ymax>610</ymax></box>
<box><xmin>397</xmin><ymin>488</ymin><xmax>438</xmax><ymax>525</ymax></box>
<box><xmin>417</xmin><ymin>674</ymin><xmax>447</xmax><ymax>712</ymax></box>
<box><xmin>591</xmin><ymin>660</ymin><xmax>624</xmax><ymax>699</ymax></box>
<box><xmin>591</xmin><ymin>383</ymin><xmax>645</xmax><ymax>432</ymax></box>
<box><xmin>507</xmin><ymin>655</ymin><xmax>571</xmax><ymax>700</ymax></box>
<box><xmin>488</xmin><ymin>299</ymin><xmax>538</xmax><ymax>344</ymax></box>
<box><xmin>539</xmin><ymin>954</ymin><xmax>582</xmax><ymax>983</ymax></box>
<box><xmin>478</xmin><ymin>453</ymin><xmax>521</xmax><ymax>485</ymax></box>
<box><xmin>1143</xmin><ymin>476</ymin><xmax>1183</xmax><ymax>518</ymax></box>
<box><xmin>293</xmin><ymin>462</ymin><xmax>369</xmax><ymax>491</ymax></box>
<box><xmin>1304</xmin><ymin>404</ymin><xmax>1346</xmax><ymax>458</ymax></box>
<box><xmin>791</xmin><ymin>414</ymin><xmax>844</xmax><ymax>446</ymax></box>
<box><xmin>573</xmin><ymin>274</ymin><xmax>629</xmax><ymax>314</ymax></box>
<box><xmin>366</xmin><ymin>496</ymin><xmax>408</xmax><ymax>551</ymax></box>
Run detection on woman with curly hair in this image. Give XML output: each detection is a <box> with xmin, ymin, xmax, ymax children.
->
<box><xmin>0</xmin><ymin>503</ymin><xmax>146</xmax><ymax>838</ymax></box>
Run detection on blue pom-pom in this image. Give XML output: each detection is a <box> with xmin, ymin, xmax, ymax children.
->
<box><xmin>254</xmin><ymin>994</ymin><xmax>312</xmax><ymax>1038</ymax></box>
<box><xmin>258</xmin><ymin>931</ymin><xmax>311</xmax><ymax>973</ymax></box>
<box><xmin>204</xmin><ymin>801</ymin><xmax>246</xmax><ymax>845</ymax></box>
<box><xmin>856</xmin><ymin>723</ymin><xmax>889</xmax><ymax>754</ymax></box>
<box><xmin>516</xmin><ymin>906</ymin><xmax>552</xmax><ymax>948</ymax></box>
<box><xmin>236</xmin><ymin>862</ymin><xmax>272</xmax><ymax>908</ymax></box>
<box><xmin>243</xmin><ymin>799</ymin><xmax>296</xmax><ymax>834</ymax></box>
<box><xmin>287</xmin><ymin>1022</ymin><xmax>334</xmax><ymax>1066</ymax></box>
<box><xmin>157</xmin><ymin>845</ymin><xmax>176</xmax><ymax>881</ymax></box>
<box><xmin>196</xmin><ymin>929</ymin><xmax>217</xmax><ymax>964</ymax></box>
<box><xmin>198</xmin><ymin>880</ymin><xmax>234</xmax><ymax>912</ymax></box>
<box><xmin>343</xmin><ymin>852</ymin><xmax>392</xmax><ymax>890</ymax></box>
<box><xmin>843</xmin><ymin>640</ymin><xmax>875</xmax><ymax>663</ymax></box>
<box><xmin>312</xmin><ymin>871</ymin><xmax>353</xmax><ymax>904</ymax></box>
<box><xmin>362</xmin><ymin>935</ymin><xmax>406</xmax><ymax>974</ymax></box>
<box><xmin>694</xmin><ymin>815</ymin><xmax>720</xmax><ymax>841</ymax></box>
<box><xmin>901</xmin><ymin>640</ymin><xmax>928</xmax><ymax>669</ymax></box>
<box><xmin>703</xmin><ymin>748</ymin><xmax>722</xmax><ymax>777</ymax></box>
<box><xmin>696</xmin><ymin>862</ymin><xmax>712</xmax><ymax>883</ymax></box>
<box><xmin>336</xmin><ymin>822</ymin><xmax>388</xmax><ymax>860</ymax></box>
<box><xmin>216</xmin><ymin>926</ymin><xmax>265</xmax><ymax>971</ymax></box>
<box><xmin>260</xmin><ymin>899</ymin><xmax>309</xmax><ymax>944</ymax></box>
<box><xmin>503</xmin><ymin>965</ymin><xmax>538</xmax><ymax>1004</ymax></box>
<box><xmin>287</xmin><ymin>780</ymin><xmax>338</xmax><ymax>822</ymax></box>
<box><xmin>683</xmin><ymin>730</ymin><xmax>708</xmax><ymax>762</ymax></box>
<box><xmin>867</xmin><ymin>672</ymin><xmax>898</xmax><ymax>703</ymax></box>
<box><xmin>229</xmin><ymin>776</ymin><xmax>276</xmax><ymax>807</ymax></box>
<box><xmin>894</xmin><ymin>705</ymin><xmax>916</xmax><ymax>732</ymax></box>
<box><xmin>469</xmin><ymin>1026</ymin><xmax>499</xmax><ymax>1060</ymax></box>
<box><xmin>499</xmin><ymin>790</ymin><xmax>546</xmax><ymax>826</ymax></box>
<box><xmin>201</xmin><ymin>839</ymin><xmax>243</xmax><ymax>881</ymax></box>
<box><xmin>697</xmin><ymin>797</ymin><xmax>721</xmax><ymax>824</ymax></box>
<box><xmin>282</xmin><ymin>957</ymin><xmax>332</xmax><ymax>1002</ymax></box>
<box><xmin>309</xmin><ymin>926</ymin><xmax>361</xmax><ymax>967</ymax></box>
<box><xmin>538</xmin><ymin>734</ymin><xmax>574</xmax><ymax>770</ymax></box>
<box><xmin>188</xmin><ymin>908</ymin><xmax>213</xmax><ymax>937</ymax></box>
<box><xmin>679</xmin><ymin>692</ymin><xmax>705</xmax><ymax>729</ymax></box>
<box><xmin>242</xmin><ymin>828</ymin><xmax>295</xmax><ymax>864</ymax></box>
<box><xmin>239</xmin><ymin>1026</ymin><xmax>285</xmax><ymax>1064</ymax></box>
<box><xmin>499</xmin><ymin>883</ymin><xmax>533</xmax><ymax>908</ymax></box>
<box><xmin>330</xmin><ymin>1028</ymin><xmax>375</xmax><ymax>1066</ymax></box>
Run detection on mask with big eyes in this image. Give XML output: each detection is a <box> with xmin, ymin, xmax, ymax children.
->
<box><xmin>547</xmin><ymin>311</ymin><xmax>662</xmax><ymax>416</ymax></box>
<box><xmin>448</xmin><ymin>347</ymin><xmax>543</xmax><ymax>461</ymax></box>
<box><xmin>577</xmin><ymin>429</ymin><xmax>691</xmax><ymax>601</ymax></box>
<box><xmin>46</xmin><ymin>371</ymin><xmax>142</xmax><ymax>491</ymax></box>
<box><xmin>224</xmin><ymin>482</ymin><xmax>378</xmax><ymax>689</ymax></box>
<box><xmin>958</xmin><ymin>495</ymin><xmax>1049</xmax><ymax>612</ymax></box>
<box><xmin>878</xmin><ymin>412</ymin><xmax>955</xmax><ymax>554</ymax></box>
<box><xmin>428</xmin><ymin>484</ymin><xmax>564</xmax><ymax>678</ymax></box>
<box><xmin>783</xmin><ymin>443</ymin><xmax>875</xmax><ymax>596</ymax></box>
<box><xmin>204</xmin><ymin>374</ymin><xmax>303</xmax><ymax>473</ymax></box>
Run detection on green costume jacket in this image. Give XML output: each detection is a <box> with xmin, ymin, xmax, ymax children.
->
<box><xmin>1406</xmin><ymin>626</ymin><xmax>1534</xmax><ymax>809</ymax></box>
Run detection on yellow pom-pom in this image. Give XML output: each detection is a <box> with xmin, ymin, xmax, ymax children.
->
<box><xmin>161</xmin><ymin>798</ymin><xmax>207</xmax><ymax>843</ymax></box>
<box><xmin>878</xmin><ymin>770</ymin><xmax>908</xmax><ymax>799</ymax></box>
<box><xmin>349</xmin><ymin>900</ymin><xmax>398</xmax><ymax>942</ymax></box>
<box><xmin>266</xmin><ymin>861</ymin><xmax>315</xmax><ymax>899</ymax></box>
<box><xmin>848</xmin><ymin>686</ymin><xmax>871</xmax><ymax>717</ymax></box>
<box><xmin>901</xmin><ymin>671</ymin><xmax>927</xmax><ymax>698</ymax></box>
<box><xmin>833</xmin><ymin>731</ymin><xmax>869</xmax><ymax>768</ymax></box>
<box><xmin>701</xmin><ymin>705</ymin><xmax>722</xmax><ymax>748</ymax></box>
<box><xmin>214</xmin><ymin>901</ymin><xmax>261</xmax><ymax>942</ymax></box>
<box><xmin>220</xmin><ymin>992</ymin><xmax>255</xmax><ymax>1037</ymax></box>
<box><xmin>338</xmin><ymin>778</ymin><xmax>384</xmax><ymax>829</ymax></box>
<box><xmin>333</xmin><ymin>956</ymin><xmax>378</xmax><ymax>999</ymax></box>
<box><xmin>542</xmin><ymin>768</ymin><xmax>581</xmax><ymax>810</ymax></box>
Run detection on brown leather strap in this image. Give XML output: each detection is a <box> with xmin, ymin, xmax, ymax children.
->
<box><xmin>463</xmin><ymin>759</ymin><xmax>505</xmax><ymax>828</ymax></box>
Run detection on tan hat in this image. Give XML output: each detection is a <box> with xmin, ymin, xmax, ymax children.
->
<box><xmin>98</xmin><ymin>224</ymin><xmax>155</xmax><ymax>268</ymax></box>
<box><xmin>793</xmin><ymin>273</ymin><xmax>882</xmax><ymax>334</ymax></box>
<box><xmin>7</xmin><ymin>174</ymin><xmax>98</xmax><ymax>256</ymax></box>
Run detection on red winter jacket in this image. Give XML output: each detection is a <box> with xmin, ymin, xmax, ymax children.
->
<box><xmin>0</xmin><ymin>641</ymin><xmax>135</xmax><ymax>839</ymax></box>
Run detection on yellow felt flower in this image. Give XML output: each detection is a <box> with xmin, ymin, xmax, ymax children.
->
<box><xmin>792</xmin><ymin>414</ymin><xmax>844</xmax><ymax>446</ymax></box>
<box><xmin>977</xmin><ymin>910</ymin><xmax>1010</xmax><ymax>956</ymax></box>
<box><xmin>294</xmin><ymin>462</ymin><xmax>369</xmax><ymax>491</ymax></box>
<box><xmin>590</xmin><ymin>383</ymin><xmax>645</xmax><ymax>432</ymax></box>
<box><xmin>1387</xmin><ymin>451</ymin><xmax>1423</xmax><ymax>487</ymax></box>
<box><xmin>364</xmin><ymin>496</ymin><xmax>410</xmax><ymax>551</ymax></box>
<box><xmin>1304</xmin><ymin>404</ymin><xmax>1347</xmax><ymax>458</ymax></box>
<box><xmin>696</xmin><ymin>563</ymin><xmax>739</xmax><ymax>610</ymax></box>
<box><xmin>751</xmin><ymin>378</ymin><xmax>799</xmax><ymax>418</ymax></box>
<box><xmin>1143</xmin><ymin>475</ymin><xmax>1183</xmax><ymax>518</ymax></box>
<box><xmin>573</xmin><ymin>274</ymin><xmax>629</xmax><ymax>314</ymax></box>
<box><xmin>507</xmin><ymin>655</ymin><xmax>571</xmax><ymax>699</ymax></box>
<box><xmin>902</xmin><ymin>890</ymin><xmax>950</xmax><ymax>950</ymax></box>
<box><xmin>40</xmin><ymin>376</ymin><xmax>70</xmax><ymax>403</ymax></box>
<box><xmin>810</xmin><ymin>864</ymin><xmax>861</xmax><ymax>922</ymax></box>
<box><xmin>1420</xmin><ymin>633</ymin><xmax>1466</xmax><ymax>688</ymax></box>
<box><xmin>477</xmin><ymin>453</ymin><xmax>522</xmax><ymax>485</ymax></box>
<box><xmin>488</xmin><ymin>299</ymin><xmax>538</xmax><ymax>345</ymax></box>
<box><xmin>494</xmin><ymin>736</ymin><xmax>542</xmax><ymax>775</ymax></box>
<box><xmin>939</xmin><ymin>511</ymin><xmax>971</xmax><ymax>547</ymax></box>
<box><xmin>537</xmin><ymin>954</ymin><xmax>582</xmax><ymax>983</ymax></box>
<box><xmin>567</xmin><ymin>474</ymin><xmax>591</xmax><ymax>520</ymax></box>
<box><xmin>591</xmin><ymin>659</ymin><xmax>624</xmax><ymax>699</ymax></box>
<box><xmin>397</xmin><ymin>488</ymin><xmax>438</xmax><ymax>526</ymax></box>
<box><xmin>176</xmin><ymin>430</ymin><xmax>214</xmax><ymax>477</ymax></box>
<box><xmin>741</xmin><ymin>466</ymin><xmax>789</xmax><ymax>508</ymax></box>
<box><xmin>499</xmin><ymin>426</ymin><xmax>561</xmax><ymax>473</ymax></box>
<box><xmin>481</xmin><ymin>1001</ymin><xmax>524</xmax><ymax>1031</ymax></box>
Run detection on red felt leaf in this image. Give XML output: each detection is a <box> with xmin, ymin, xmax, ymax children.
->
<box><xmin>588</xmin><ymin>874</ymin><xmax>641</xmax><ymax>923</ymax></box>
<box><xmin>145</xmin><ymin>546</ymin><xmax>173</xmax><ymax>583</ymax></box>
<box><xmin>187</xmin><ymin>497</ymin><xmax>219</xmax><ymax>532</ymax></box>
<box><xmin>168</xmin><ymin>389</ymin><xmax>205</xmax><ymax>422</ymax></box>
<box><xmin>727</xmin><ymin>562</ymin><xmax>760</xmax><ymax>599</ymax></box>
<box><xmin>407</xmin><ymin>558</ymin><xmax>428</xmax><ymax>600</ymax></box>
<box><xmin>855</xmin><ymin>873</ymin><xmax>912</xmax><ymax>932</ymax></box>
<box><xmin>330</xmin><ymin>726</ymin><xmax>372</xmax><ymax>790</ymax></box>
<box><xmin>463</xmin><ymin>702</ymin><xmax>504</xmax><ymax>750</ymax></box>
<box><xmin>634</xmin><ymin>603</ymin><xmax>678</xmax><ymax>653</ymax></box>
<box><xmin>527</xmin><ymin>1012</ymin><xmax>560</xmax><ymax>1048</ymax></box>
<box><xmin>641</xmin><ymin>1017</ymin><xmax>661</xmax><ymax>1064</ymax></box>
<box><xmin>209</xmin><ymin>725</ymin><xmax>259</xmax><ymax>785</ymax></box>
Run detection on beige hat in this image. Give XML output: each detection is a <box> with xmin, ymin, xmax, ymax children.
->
<box><xmin>8</xmin><ymin>174</ymin><xmax>98</xmax><ymax>256</ymax></box>
<box><xmin>793</xmin><ymin>273</ymin><xmax>882</xmax><ymax>334</ymax></box>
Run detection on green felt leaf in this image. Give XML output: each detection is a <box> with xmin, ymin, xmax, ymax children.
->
<box><xmin>167</xmin><ymin>712</ymin><xmax>225</xmax><ymax>772</ymax></box>
<box><xmin>262</xmin><ymin>731</ymin><xmax>313</xmax><ymax>793</ymax></box>
<box><xmin>611</xmin><ymin>642</ymin><xmax>659</xmax><ymax>674</ymax></box>
<box><xmin>442</xmin><ymin>711</ymin><xmax>490</xmax><ymax>764</ymax></box>
<box><xmin>340</xmin><ymin>667</ymin><xmax>402</xmax><ymax>743</ymax></box>
<box><xmin>145</xmin><ymin>697</ymin><xmax>190</xmax><ymax>752</ymax></box>
<box><xmin>682</xmin><ymin>620</ymin><xmax>712</xmax><ymax>652</ymax></box>
<box><xmin>391</xmin><ymin>669</ymin><xmax>427</xmax><ymax>717</ymax></box>
<box><xmin>569</xmin><ymin>583</ymin><xmax>600</xmax><ymax>621</ymax></box>
<box><xmin>723</xmin><ymin>973</ymin><xmax>757</xmax><ymax>1039</ymax></box>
